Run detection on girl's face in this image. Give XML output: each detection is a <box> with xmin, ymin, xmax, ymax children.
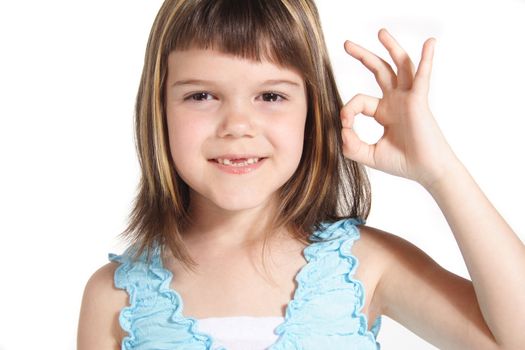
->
<box><xmin>165</xmin><ymin>48</ymin><xmax>307</xmax><ymax>214</ymax></box>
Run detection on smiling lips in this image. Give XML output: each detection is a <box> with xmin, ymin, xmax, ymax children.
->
<box><xmin>209</xmin><ymin>156</ymin><xmax>267</xmax><ymax>174</ymax></box>
<box><xmin>215</xmin><ymin>157</ymin><xmax>260</xmax><ymax>166</ymax></box>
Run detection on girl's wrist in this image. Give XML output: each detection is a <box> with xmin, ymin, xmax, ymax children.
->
<box><xmin>418</xmin><ymin>154</ymin><xmax>466</xmax><ymax>196</ymax></box>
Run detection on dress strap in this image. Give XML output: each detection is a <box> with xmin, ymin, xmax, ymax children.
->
<box><xmin>109</xmin><ymin>247</ymin><xmax>218</xmax><ymax>350</ymax></box>
<box><xmin>271</xmin><ymin>217</ymin><xmax>381</xmax><ymax>350</ymax></box>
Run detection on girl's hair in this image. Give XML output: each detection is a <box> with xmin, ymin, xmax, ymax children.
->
<box><xmin>120</xmin><ymin>0</ymin><xmax>371</xmax><ymax>273</ymax></box>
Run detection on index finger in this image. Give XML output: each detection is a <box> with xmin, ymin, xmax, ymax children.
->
<box><xmin>344</xmin><ymin>40</ymin><xmax>397</xmax><ymax>91</ymax></box>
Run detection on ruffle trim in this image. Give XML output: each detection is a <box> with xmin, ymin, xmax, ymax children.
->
<box><xmin>271</xmin><ymin>217</ymin><xmax>381</xmax><ymax>349</ymax></box>
<box><xmin>109</xmin><ymin>252</ymin><xmax>140</xmax><ymax>350</ymax></box>
<box><xmin>109</xmin><ymin>217</ymin><xmax>380</xmax><ymax>350</ymax></box>
<box><xmin>108</xmin><ymin>252</ymin><xmax>142</xmax><ymax>349</ymax></box>
<box><xmin>151</xmin><ymin>250</ymin><xmax>226</xmax><ymax>350</ymax></box>
<box><xmin>338</xmin><ymin>218</ymin><xmax>382</xmax><ymax>341</ymax></box>
<box><xmin>109</xmin><ymin>248</ymin><xmax>224</xmax><ymax>350</ymax></box>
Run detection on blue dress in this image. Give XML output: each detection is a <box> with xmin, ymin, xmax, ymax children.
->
<box><xmin>109</xmin><ymin>218</ymin><xmax>382</xmax><ymax>349</ymax></box>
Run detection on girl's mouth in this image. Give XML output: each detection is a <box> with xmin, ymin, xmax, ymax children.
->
<box><xmin>209</xmin><ymin>157</ymin><xmax>267</xmax><ymax>174</ymax></box>
<box><xmin>214</xmin><ymin>157</ymin><xmax>262</xmax><ymax>166</ymax></box>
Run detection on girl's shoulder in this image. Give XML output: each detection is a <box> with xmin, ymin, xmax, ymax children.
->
<box><xmin>355</xmin><ymin>224</ymin><xmax>406</xmax><ymax>263</ymax></box>
<box><xmin>77</xmin><ymin>262</ymin><xmax>128</xmax><ymax>349</ymax></box>
<box><xmin>355</xmin><ymin>223</ymin><xmax>442</xmax><ymax>276</ymax></box>
<box><xmin>353</xmin><ymin>223</ymin><xmax>436</xmax><ymax>292</ymax></box>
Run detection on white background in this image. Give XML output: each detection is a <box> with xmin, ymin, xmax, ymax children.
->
<box><xmin>0</xmin><ymin>0</ymin><xmax>524</xmax><ymax>349</ymax></box>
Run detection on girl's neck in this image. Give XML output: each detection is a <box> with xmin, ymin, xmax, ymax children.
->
<box><xmin>183</xmin><ymin>194</ymin><xmax>284</xmax><ymax>250</ymax></box>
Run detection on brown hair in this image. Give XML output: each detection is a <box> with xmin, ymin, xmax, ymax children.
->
<box><xmin>120</xmin><ymin>0</ymin><xmax>371</xmax><ymax>273</ymax></box>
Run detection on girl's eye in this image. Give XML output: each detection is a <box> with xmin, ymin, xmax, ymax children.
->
<box><xmin>261</xmin><ymin>92</ymin><xmax>285</xmax><ymax>102</ymax></box>
<box><xmin>186</xmin><ymin>92</ymin><xmax>213</xmax><ymax>101</ymax></box>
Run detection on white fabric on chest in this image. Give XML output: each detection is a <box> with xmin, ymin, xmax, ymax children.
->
<box><xmin>196</xmin><ymin>316</ymin><xmax>284</xmax><ymax>350</ymax></box>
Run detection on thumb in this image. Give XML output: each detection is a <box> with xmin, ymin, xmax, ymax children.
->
<box><xmin>341</xmin><ymin>127</ymin><xmax>376</xmax><ymax>167</ymax></box>
<box><xmin>340</xmin><ymin>94</ymin><xmax>379</xmax><ymax>167</ymax></box>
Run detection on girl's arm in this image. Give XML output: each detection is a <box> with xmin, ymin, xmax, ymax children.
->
<box><xmin>425</xmin><ymin>154</ymin><xmax>525</xmax><ymax>348</ymax></box>
<box><xmin>341</xmin><ymin>29</ymin><xmax>525</xmax><ymax>349</ymax></box>
<box><xmin>77</xmin><ymin>262</ymin><xmax>127</xmax><ymax>350</ymax></box>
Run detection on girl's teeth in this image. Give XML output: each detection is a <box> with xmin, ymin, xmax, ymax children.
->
<box><xmin>217</xmin><ymin>158</ymin><xmax>260</xmax><ymax>166</ymax></box>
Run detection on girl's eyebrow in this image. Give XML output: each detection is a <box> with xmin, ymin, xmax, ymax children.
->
<box><xmin>170</xmin><ymin>79</ymin><xmax>302</xmax><ymax>89</ymax></box>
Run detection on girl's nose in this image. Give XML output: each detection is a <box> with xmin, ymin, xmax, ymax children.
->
<box><xmin>217</xmin><ymin>100</ymin><xmax>257</xmax><ymax>138</ymax></box>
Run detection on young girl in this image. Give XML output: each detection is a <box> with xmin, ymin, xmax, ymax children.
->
<box><xmin>77</xmin><ymin>0</ymin><xmax>524</xmax><ymax>349</ymax></box>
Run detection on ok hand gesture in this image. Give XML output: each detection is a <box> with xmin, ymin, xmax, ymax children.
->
<box><xmin>341</xmin><ymin>29</ymin><xmax>459</xmax><ymax>190</ymax></box>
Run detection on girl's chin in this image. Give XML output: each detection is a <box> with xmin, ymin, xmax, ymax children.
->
<box><xmin>210</xmin><ymin>198</ymin><xmax>273</xmax><ymax>212</ymax></box>
<box><xmin>186</xmin><ymin>186</ymin><xmax>281</xmax><ymax>214</ymax></box>
<box><xmin>192</xmin><ymin>192</ymin><xmax>277</xmax><ymax>213</ymax></box>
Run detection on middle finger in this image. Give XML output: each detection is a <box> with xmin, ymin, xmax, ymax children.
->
<box><xmin>378</xmin><ymin>28</ymin><xmax>416</xmax><ymax>89</ymax></box>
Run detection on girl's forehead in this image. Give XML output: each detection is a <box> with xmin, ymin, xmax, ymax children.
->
<box><xmin>167</xmin><ymin>48</ymin><xmax>303</xmax><ymax>79</ymax></box>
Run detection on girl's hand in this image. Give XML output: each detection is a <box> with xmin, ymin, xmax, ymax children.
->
<box><xmin>341</xmin><ymin>29</ymin><xmax>459</xmax><ymax>189</ymax></box>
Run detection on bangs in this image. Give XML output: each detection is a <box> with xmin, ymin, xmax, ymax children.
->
<box><xmin>164</xmin><ymin>0</ymin><xmax>310</xmax><ymax>72</ymax></box>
